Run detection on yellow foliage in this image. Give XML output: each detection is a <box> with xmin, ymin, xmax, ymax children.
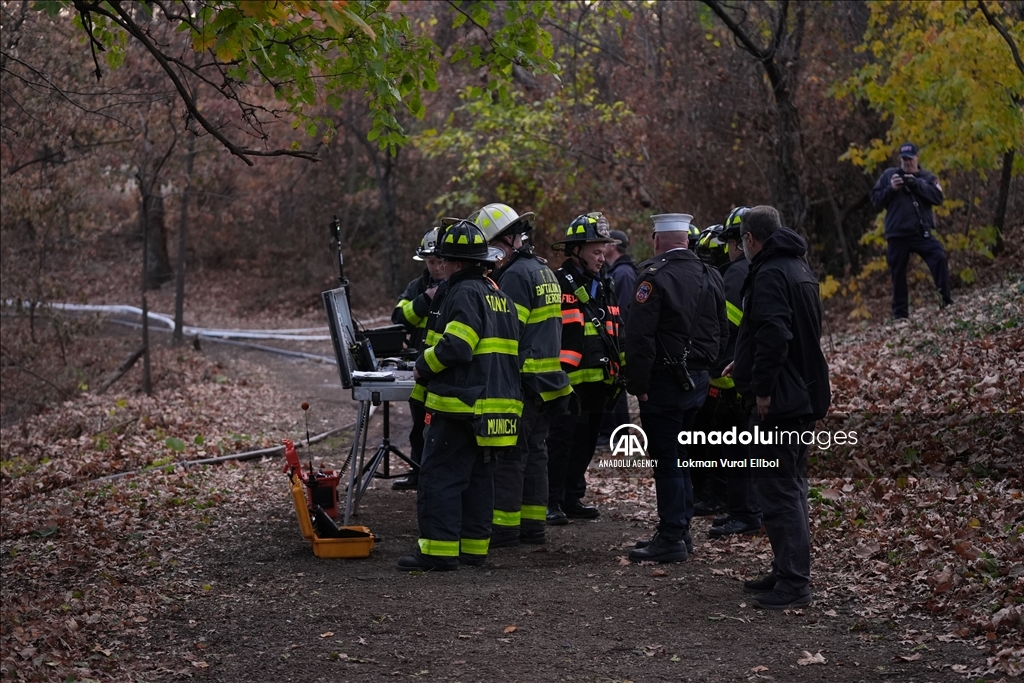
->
<box><xmin>819</xmin><ymin>275</ymin><xmax>841</xmax><ymax>300</ymax></box>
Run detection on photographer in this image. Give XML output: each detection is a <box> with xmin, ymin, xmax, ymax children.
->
<box><xmin>870</xmin><ymin>142</ymin><xmax>953</xmax><ymax>319</ymax></box>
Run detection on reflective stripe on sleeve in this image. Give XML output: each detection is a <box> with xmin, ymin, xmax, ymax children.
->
<box><xmin>560</xmin><ymin>349</ymin><xmax>583</xmax><ymax>367</ymax></box>
<box><xmin>726</xmin><ymin>301</ymin><xmax>743</xmax><ymax>327</ymax></box>
<box><xmin>522</xmin><ymin>357</ymin><xmax>562</xmax><ymax>374</ymax></box>
<box><xmin>423</xmin><ymin>346</ymin><xmax>446</xmax><ymax>373</ymax></box>
<box><xmin>444</xmin><ymin>320</ymin><xmax>480</xmax><ymax>348</ymax></box>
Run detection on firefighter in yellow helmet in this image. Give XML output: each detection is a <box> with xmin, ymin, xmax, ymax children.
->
<box><xmin>545</xmin><ymin>213</ymin><xmax>623</xmax><ymax>524</ymax></box>
<box><xmin>468</xmin><ymin>203</ymin><xmax>571</xmax><ymax>548</ymax></box>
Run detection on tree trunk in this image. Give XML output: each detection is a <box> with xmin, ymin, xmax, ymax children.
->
<box><xmin>173</xmin><ymin>134</ymin><xmax>196</xmax><ymax>345</ymax></box>
<box><xmin>992</xmin><ymin>149</ymin><xmax>1013</xmax><ymax>255</ymax></box>
<box><xmin>142</xmin><ymin>193</ymin><xmax>173</xmax><ymax>290</ymax></box>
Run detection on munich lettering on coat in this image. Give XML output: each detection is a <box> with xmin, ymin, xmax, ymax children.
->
<box><xmin>486</xmin><ymin>418</ymin><xmax>517</xmax><ymax>436</ymax></box>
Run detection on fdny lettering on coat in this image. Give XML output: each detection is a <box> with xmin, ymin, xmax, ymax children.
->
<box><xmin>486</xmin><ymin>418</ymin><xmax>518</xmax><ymax>436</ymax></box>
<box><xmin>485</xmin><ymin>294</ymin><xmax>509</xmax><ymax>313</ymax></box>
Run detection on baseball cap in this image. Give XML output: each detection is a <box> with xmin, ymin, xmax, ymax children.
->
<box><xmin>608</xmin><ymin>230</ymin><xmax>630</xmax><ymax>250</ymax></box>
<box><xmin>899</xmin><ymin>142</ymin><xmax>918</xmax><ymax>158</ymax></box>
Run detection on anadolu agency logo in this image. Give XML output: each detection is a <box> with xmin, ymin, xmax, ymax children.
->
<box><xmin>601</xmin><ymin>424</ymin><xmax>658</xmax><ymax>468</ymax></box>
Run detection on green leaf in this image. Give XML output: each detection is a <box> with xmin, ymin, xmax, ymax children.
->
<box><xmin>165</xmin><ymin>437</ymin><xmax>186</xmax><ymax>453</ymax></box>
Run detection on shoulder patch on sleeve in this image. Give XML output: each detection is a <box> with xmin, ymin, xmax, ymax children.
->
<box><xmin>635</xmin><ymin>281</ymin><xmax>653</xmax><ymax>304</ymax></box>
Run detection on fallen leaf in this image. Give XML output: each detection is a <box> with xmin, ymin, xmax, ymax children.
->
<box><xmin>651</xmin><ymin>569</ymin><xmax>668</xmax><ymax>577</ymax></box>
<box><xmin>319</xmin><ymin>631</ymin><xmax>334</xmax><ymax>638</ymax></box>
<box><xmin>192</xmin><ymin>661</ymin><xmax>209</xmax><ymax>668</ymax></box>
<box><xmin>797</xmin><ymin>651</ymin><xmax>827</xmax><ymax>666</ymax></box>
<box><xmin>457</xmin><ymin>634</ymin><xmax>471</xmax><ymax>639</ymax></box>
<box><xmin>750</xmin><ymin>664</ymin><xmax>769</xmax><ymax>672</ymax></box>
<box><xmin>504</xmin><ymin>625</ymin><xmax>517</xmax><ymax>634</ymax></box>
<box><xmin>896</xmin><ymin>653</ymin><xmax>921</xmax><ymax>661</ymax></box>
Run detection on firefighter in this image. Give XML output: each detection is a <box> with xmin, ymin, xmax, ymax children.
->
<box><xmin>468</xmin><ymin>202</ymin><xmax>571</xmax><ymax>547</ymax></box>
<box><xmin>389</xmin><ymin>227</ymin><xmax>444</xmax><ymax>491</ymax></box>
<box><xmin>626</xmin><ymin>213</ymin><xmax>728</xmax><ymax>563</ymax></box>
<box><xmin>694</xmin><ymin>210</ymin><xmax>762</xmax><ymax>538</ymax></box>
<box><xmin>546</xmin><ymin>213</ymin><xmax>624</xmax><ymax>525</ymax></box>
<box><xmin>397</xmin><ymin>220</ymin><xmax>524</xmax><ymax>571</ymax></box>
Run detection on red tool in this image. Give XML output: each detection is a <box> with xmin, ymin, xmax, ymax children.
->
<box><xmin>282</xmin><ymin>439</ymin><xmax>341</xmax><ymax>519</ymax></box>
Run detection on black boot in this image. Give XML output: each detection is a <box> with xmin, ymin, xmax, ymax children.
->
<box><xmin>563</xmin><ymin>498</ymin><xmax>599</xmax><ymax>519</ymax></box>
<box><xmin>396</xmin><ymin>552</ymin><xmax>457</xmax><ymax>571</ymax></box>
<box><xmin>628</xmin><ymin>532</ymin><xmax>688</xmax><ymax>563</ymax></box>
<box><xmin>391</xmin><ymin>472</ymin><xmax>418</xmax><ymax>491</ymax></box>
<box><xmin>490</xmin><ymin>526</ymin><xmax>521</xmax><ymax>548</ymax></box>
<box><xmin>546</xmin><ymin>504</ymin><xmax>568</xmax><ymax>526</ymax></box>
<box><xmin>635</xmin><ymin>530</ymin><xmax>693</xmax><ymax>554</ymax></box>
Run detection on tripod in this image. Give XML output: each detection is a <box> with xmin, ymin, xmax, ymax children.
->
<box><xmin>352</xmin><ymin>400</ymin><xmax>417</xmax><ymax>508</ymax></box>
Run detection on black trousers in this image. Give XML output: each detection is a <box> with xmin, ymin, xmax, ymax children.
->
<box><xmin>886</xmin><ymin>234</ymin><xmax>953</xmax><ymax>318</ymax></box>
<box><xmin>416</xmin><ymin>415</ymin><xmax>495</xmax><ymax>560</ymax></box>
<box><xmin>749</xmin><ymin>414</ymin><xmax>814</xmax><ymax>596</ymax></box>
<box><xmin>547</xmin><ymin>410</ymin><xmax>603</xmax><ymax>506</ymax></box>
<box><xmin>639</xmin><ymin>371</ymin><xmax>709</xmax><ymax>538</ymax></box>
<box><xmin>408</xmin><ymin>400</ymin><xmax>426</xmax><ymax>466</ymax></box>
<box><xmin>493</xmin><ymin>397</ymin><xmax>550</xmax><ymax>532</ymax></box>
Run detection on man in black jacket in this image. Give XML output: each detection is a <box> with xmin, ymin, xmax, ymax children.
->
<box><xmin>870</xmin><ymin>142</ymin><xmax>952</xmax><ymax>319</ymax></box>
<box><xmin>727</xmin><ymin>205</ymin><xmax>831</xmax><ymax>609</ymax></box>
<box><xmin>625</xmin><ymin>213</ymin><xmax>728</xmax><ymax>563</ymax></box>
<box><xmin>600</xmin><ymin>228</ymin><xmax>637</xmax><ymax>439</ymax></box>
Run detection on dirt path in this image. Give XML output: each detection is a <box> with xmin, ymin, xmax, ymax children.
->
<box><xmin>124</xmin><ymin>345</ymin><xmax>990</xmax><ymax>683</ymax></box>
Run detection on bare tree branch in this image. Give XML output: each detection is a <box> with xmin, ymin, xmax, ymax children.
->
<box><xmin>71</xmin><ymin>0</ymin><xmax>319</xmax><ymax>165</ymax></box>
<box><xmin>978</xmin><ymin>0</ymin><xmax>1024</xmax><ymax>76</ymax></box>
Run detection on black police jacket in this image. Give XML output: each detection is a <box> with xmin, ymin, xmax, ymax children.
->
<box><xmin>624</xmin><ymin>248</ymin><xmax>728</xmax><ymax>397</ymax></box>
<box><xmin>733</xmin><ymin>228</ymin><xmax>831</xmax><ymax>422</ymax></box>
<box><xmin>870</xmin><ymin>167</ymin><xmax>944</xmax><ymax>239</ymax></box>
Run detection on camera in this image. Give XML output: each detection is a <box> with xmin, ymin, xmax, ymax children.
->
<box><xmin>897</xmin><ymin>171</ymin><xmax>917</xmax><ymax>192</ymax></box>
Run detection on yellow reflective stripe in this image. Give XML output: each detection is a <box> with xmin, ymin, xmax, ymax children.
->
<box><xmin>478</xmin><ymin>434</ymin><xmax>518</xmax><ymax>447</ymax></box>
<box><xmin>424</xmin><ymin>394</ymin><xmax>524</xmax><ymax>415</ymax></box>
<box><xmin>726</xmin><ymin>301</ymin><xmax>743</xmax><ymax>326</ymax></box>
<box><xmin>540</xmin><ymin>384</ymin><xmax>573</xmax><ymax>401</ymax></box>
<box><xmin>515</xmin><ymin>303</ymin><xmax>530</xmax><ymax>324</ymax></box>
<box><xmin>424</xmin><ymin>347</ymin><xmax>446</xmax><ymax>373</ymax></box>
<box><xmin>426</xmin><ymin>329</ymin><xmax>442</xmax><ymax>346</ymax></box>
<box><xmin>461</xmin><ymin>538</ymin><xmax>489</xmax><ymax>556</ymax></box>
<box><xmin>527</xmin><ymin>303</ymin><xmax>562</xmax><ymax>324</ymax></box>
<box><xmin>574</xmin><ymin>286</ymin><xmax>590</xmax><ymax>303</ymax></box>
<box><xmin>418</xmin><ymin>538</ymin><xmax>459</xmax><ymax>557</ymax></box>
<box><xmin>521</xmin><ymin>505</ymin><xmax>547</xmax><ymax>522</ymax></box>
<box><xmin>522</xmin><ymin>357</ymin><xmax>562</xmax><ymax>374</ymax></box>
<box><xmin>411</xmin><ymin>383</ymin><xmax>426</xmax><ymax>402</ymax></box>
<box><xmin>474</xmin><ymin>337</ymin><xmax>519</xmax><ymax>355</ymax></box>
<box><xmin>492</xmin><ymin>509</ymin><xmax>521</xmax><ymax>527</ymax></box>
<box><xmin>399</xmin><ymin>298</ymin><xmax>424</xmax><ymax>326</ymax></box>
<box><xmin>710</xmin><ymin>376</ymin><xmax>735</xmax><ymax>389</ymax></box>
<box><xmin>444</xmin><ymin>320</ymin><xmax>480</xmax><ymax>348</ymax></box>
<box><xmin>583</xmin><ymin>324</ymin><xmax>600</xmax><ymax>336</ymax></box>
<box><xmin>568</xmin><ymin>367</ymin><xmax>606</xmax><ymax>385</ymax></box>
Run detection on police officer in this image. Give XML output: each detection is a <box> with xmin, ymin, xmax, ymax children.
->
<box><xmin>390</xmin><ymin>228</ymin><xmax>444</xmax><ymax>490</ymax></box>
<box><xmin>870</xmin><ymin>142</ymin><xmax>953</xmax><ymax>319</ymax></box>
<box><xmin>397</xmin><ymin>221</ymin><xmax>523</xmax><ymax>571</ymax></box>
<box><xmin>694</xmin><ymin>210</ymin><xmax>762</xmax><ymax>538</ymax></box>
<box><xmin>626</xmin><ymin>213</ymin><xmax>727</xmax><ymax>563</ymax></box>
<box><xmin>546</xmin><ymin>213</ymin><xmax>624</xmax><ymax>524</ymax></box>
<box><xmin>468</xmin><ymin>203</ymin><xmax>570</xmax><ymax>547</ymax></box>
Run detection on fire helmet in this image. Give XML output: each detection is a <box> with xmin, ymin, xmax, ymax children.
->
<box><xmin>413</xmin><ymin>227</ymin><xmax>440</xmax><ymax>261</ymax></box>
<box><xmin>551</xmin><ymin>213</ymin><xmax>620</xmax><ymax>251</ymax></box>
<box><xmin>468</xmin><ymin>203</ymin><xmax>535</xmax><ymax>243</ymax></box>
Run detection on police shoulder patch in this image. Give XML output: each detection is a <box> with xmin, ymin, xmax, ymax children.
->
<box><xmin>636</xmin><ymin>281</ymin><xmax>653</xmax><ymax>304</ymax></box>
